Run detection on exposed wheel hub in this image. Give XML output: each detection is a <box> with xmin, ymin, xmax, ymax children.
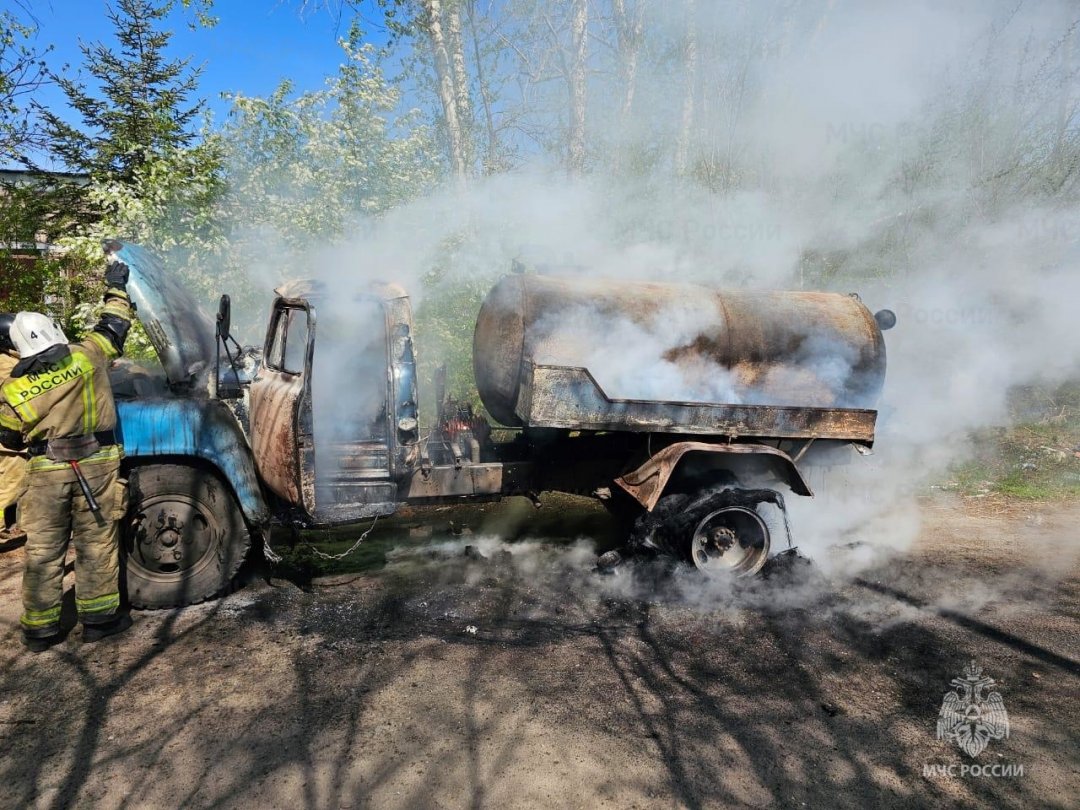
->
<box><xmin>704</xmin><ymin>525</ymin><xmax>737</xmax><ymax>555</ymax></box>
<box><xmin>130</xmin><ymin>500</ymin><xmax>216</xmax><ymax>576</ymax></box>
<box><xmin>690</xmin><ymin>505</ymin><xmax>770</xmax><ymax>577</ymax></box>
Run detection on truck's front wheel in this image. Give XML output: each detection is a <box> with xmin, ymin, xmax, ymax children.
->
<box><xmin>122</xmin><ymin>463</ymin><xmax>250</xmax><ymax>609</ymax></box>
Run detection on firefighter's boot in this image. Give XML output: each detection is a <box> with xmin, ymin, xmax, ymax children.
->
<box><xmin>82</xmin><ymin>613</ymin><xmax>132</xmax><ymax>643</ymax></box>
<box><xmin>21</xmin><ymin>630</ymin><xmax>62</xmax><ymax>653</ymax></box>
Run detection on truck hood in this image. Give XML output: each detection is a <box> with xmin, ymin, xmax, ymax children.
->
<box><xmin>111</xmin><ymin>241</ymin><xmax>216</xmax><ymax>389</ymax></box>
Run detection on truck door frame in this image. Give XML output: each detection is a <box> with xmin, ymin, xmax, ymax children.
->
<box><xmin>249</xmin><ymin>297</ymin><xmax>317</xmax><ymax>513</ymax></box>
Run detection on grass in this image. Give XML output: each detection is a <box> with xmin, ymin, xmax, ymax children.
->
<box><xmin>943</xmin><ymin>383</ymin><xmax>1080</xmax><ymax>501</ymax></box>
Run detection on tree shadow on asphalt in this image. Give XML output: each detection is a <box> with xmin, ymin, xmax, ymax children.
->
<box><xmin>1</xmin><ymin>549</ymin><xmax>1076</xmax><ymax>809</ymax></box>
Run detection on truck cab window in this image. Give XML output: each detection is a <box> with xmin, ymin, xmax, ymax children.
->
<box><xmin>267</xmin><ymin>307</ymin><xmax>309</xmax><ymax>375</ymax></box>
<box><xmin>282</xmin><ymin>310</ymin><xmax>308</xmax><ymax>375</ymax></box>
<box><xmin>267</xmin><ymin>310</ymin><xmax>287</xmax><ymax>370</ymax></box>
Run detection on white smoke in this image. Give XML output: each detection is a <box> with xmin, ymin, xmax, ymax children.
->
<box><xmin>218</xmin><ymin>0</ymin><xmax>1079</xmax><ymax>587</ymax></box>
<box><xmin>528</xmin><ymin>296</ymin><xmax>741</xmax><ymax>404</ymax></box>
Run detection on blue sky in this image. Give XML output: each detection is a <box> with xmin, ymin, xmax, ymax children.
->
<box><xmin>9</xmin><ymin>0</ymin><xmax>395</xmax><ymax>167</ymax></box>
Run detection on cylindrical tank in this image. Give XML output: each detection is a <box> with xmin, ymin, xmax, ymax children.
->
<box><xmin>473</xmin><ymin>274</ymin><xmax>887</xmax><ymax>427</ymax></box>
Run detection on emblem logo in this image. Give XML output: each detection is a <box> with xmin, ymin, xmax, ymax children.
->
<box><xmin>937</xmin><ymin>661</ymin><xmax>1010</xmax><ymax>758</ymax></box>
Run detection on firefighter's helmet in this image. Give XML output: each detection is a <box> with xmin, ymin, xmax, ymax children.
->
<box><xmin>10</xmin><ymin>312</ymin><xmax>68</xmax><ymax>358</ymax></box>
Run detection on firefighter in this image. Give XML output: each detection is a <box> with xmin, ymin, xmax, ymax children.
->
<box><xmin>0</xmin><ymin>313</ymin><xmax>27</xmax><ymax>545</ymax></box>
<box><xmin>0</xmin><ymin>251</ymin><xmax>133</xmax><ymax>652</ymax></box>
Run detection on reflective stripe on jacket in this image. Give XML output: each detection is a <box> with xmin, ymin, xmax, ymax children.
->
<box><xmin>0</xmin><ymin>291</ymin><xmax>132</xmax><ymax>443</ymax></box>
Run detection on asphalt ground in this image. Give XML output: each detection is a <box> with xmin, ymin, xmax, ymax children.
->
<box><xmin>0</xmin><ymin>494</ymin><xmax>1077</xmax><ymax>809</ymax></box>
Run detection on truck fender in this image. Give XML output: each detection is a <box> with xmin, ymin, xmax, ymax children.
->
<box><xmin>116</xmin><ymin>398</ymin><xmax>271</xmax><ymax>526</ymax></box>
<box><xmin>614</xmin><ymin>441</ymin><xmax>813</xmax><ymax>511</ymax></box>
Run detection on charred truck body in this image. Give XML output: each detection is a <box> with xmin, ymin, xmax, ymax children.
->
<box><xmin>106</xmin><ymin>242</ymin><xmax>893</xmax><ymax>608</ymax></box>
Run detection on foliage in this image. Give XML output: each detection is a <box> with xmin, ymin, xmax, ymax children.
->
<box><xmin>221</xmin><ymin>22</ymin><xmax>439</xmax><ymax>248</ymax></box>
<box><xmin>0</xmin><ymin>176</ymin><xmax>83</xmax><ymax>321</ymax></box>
<box><xmin>0</xmin><ymin>177</ymin><xmax>80</xmax><ymax>248</ymax></box>
<box><xmin>67</xmin><ymin>298</ymin><xmax>157</xmax><ymax>359</ymax></box>
<box><xmin>58</xmin><ymin>135</ymin><xmax>226</xmax><ymax>256</ymax></box>
<box><xmin>177</xmin><ymin>0</ymin><xmax>218</xmax><ymax>30</ymax></box>
<box><xmin>27</xmin><ymin>0</ymin><xmax>226</xmax><ymax>335</ymax></box>
<box><xmin>413</xmin><ymin>275</ymin><xmax>488</xmax><ymax>418</ymax></box>
<box><xmin>0</xmin><ymin>9</ymin><xmax>50</xmax><ymax>165</ymax></box>
<box><xmin>205</xmin><ymin>19</ymin><xmax>440</xmax><ymax>330</ymax></box>
<box><xmin>51</xmin><ymin>134</ymin><xmax>226</xmax><ymax>319</ymax></box>
<box><xmin>0</xmin><ymin>251</ymin><xmax>53</xmax><ymax>315</ymax></box>
<box><xmin>946</xmin><ymin>384</ymin><xmax>1080</xmax><ymax>501</ymax></box>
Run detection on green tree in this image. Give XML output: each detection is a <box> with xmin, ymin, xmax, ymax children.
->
<box><xmin>203</xmin><ymin>23</ymin><xmax>438</xmax><ymax>339</ymax></box>
<box><xmin>38</xmin><ymin>0</ymin><xmax>205</xmax><ymax>186</ymax></box>
<box><xmin>32</xmin><ymin>0</ymin><xmax>222</xmax><ymax>345</ymax></box>
<box><xmin>0</xmin><ymin>182</ymin><xmax>66</xmax><ymax>313</ymax></box>
<box><xmin>221</xmin><ymin>22</ymin><xmax>439</xmax><ymax>254</ymax></box>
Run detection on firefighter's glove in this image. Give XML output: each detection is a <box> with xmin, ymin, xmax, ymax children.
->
<box><xmin>0</xmin><ymin>428</ymin><xmax>24</xmax><ymax>452</ymax></box>
<box><xmin>105</xmin><ymin>259</ymin><xmax>130</xmax><ymax>290</ymax></box>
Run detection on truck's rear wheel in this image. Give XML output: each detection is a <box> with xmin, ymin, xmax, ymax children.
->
<box><xmin>631</xmin><ymin>490</ymin><xmax>771</xmax><ymax>578</ymax></box>
<box><xmin>123</xmin><ymin>464</ymin><xmax>250</xmax><ymax>609</ymax></box>
<box><xmin>689</xmin><ymin>505</ymin><xmax>770</xmax><ymax>576</ymax></box>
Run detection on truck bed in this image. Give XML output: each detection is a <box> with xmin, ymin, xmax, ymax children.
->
<box><xmin>514</xmin><ymin>364</ymin><xmax>877</xmax><ymax>442</ymax></box>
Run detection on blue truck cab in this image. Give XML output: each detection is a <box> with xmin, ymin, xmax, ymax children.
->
<box><xmin>110</xmin><ymin>240</ymin><xmax>426</xmax><ymax>608</ymax></box>
<box><xmin>110</xmin><ymin>242</ymin><xmax>272</xmax><ymax>608</ymax></box>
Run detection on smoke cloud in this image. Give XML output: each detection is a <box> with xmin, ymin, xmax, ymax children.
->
<box><xmin>219</xmin><ymin>0</ymin><xmax>1079</xmax><ymax>589</ymax></box>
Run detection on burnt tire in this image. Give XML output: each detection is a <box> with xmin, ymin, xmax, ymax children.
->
<box><xmin>601</xmin><ymin>489</ymin><xmax>645</xmax><ymax>543</ymax></box>
<box><xmin>631</xmin><ymin>489</ymin><xmax>770</xmax><ymax>577</ymax></box>
<box><xmin>627</xmin><ymin>493</ymin><xmax>692</xmax><ymax>557</ymax></box>
<box><xmin>123</xmin><ymin>463</ymin><xmax>250</xmax><ymax>609</ymax></box>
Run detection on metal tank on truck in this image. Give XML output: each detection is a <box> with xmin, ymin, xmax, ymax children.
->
<box><xmin>107</xmin><ymin>240</ymin><xmax>896</xmax><ymax>609</ymax></box>
<box><xmin>471</xmin><ymin>274</ymin><xmax>894</xmax><ymax>573</ymax></box>
<box><xmin>474</xmin><ymin>274</ymin><xmax>887</xmax><ymax>430</ymax></box>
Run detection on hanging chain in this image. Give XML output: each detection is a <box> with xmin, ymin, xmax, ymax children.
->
<box><xmin>261</xmin><ymin>515</ymin><xmax>380</xmax><ymax>563</ymax></box>
<box><xmin>258</xmin><ymin>540</ymin><xmax>280</xmax><ymax>565</ymax></box>
<box><xmin>304</xmin><ymin>515</ymin><xmax>381</xmax><ymax>560</ymax></box>
<box><xmin>261</xmin><ymin>530</ymin><xmax>283</xmax><ymax>563</ymax></box>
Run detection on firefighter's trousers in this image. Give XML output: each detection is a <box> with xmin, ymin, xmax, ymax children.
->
<box><xmin>20</xmin><ymin>448</ymin><xmax>127</xmax><ymax>638</ymax></box>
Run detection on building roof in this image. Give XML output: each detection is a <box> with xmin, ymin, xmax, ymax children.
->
<box><xmin>0</xmin><ymin>168</ymin><xmax>90</xmax><ymax>186</ymax></box>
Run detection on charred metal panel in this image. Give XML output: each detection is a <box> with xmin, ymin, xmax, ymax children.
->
<box><xmin>520</xmin><ymin>365</ymin><xmax>878</xmax><ymax>441</ymax></box>
<box><xmin>615</xmin><ymin>441</ymin><xmax>812</xmax><ymax>511</ymax></box>
<box><xmin>249</xmin><ymin>301</ymin><xmax>315</xmax><ymax>512</ymax></box>
<box><xmin>387</xmin><ymin>314</ymin><xmax>419</xmax><ymax>476</ymax></box>
<box><xmin>115</xmin><ymin>398</ymin><xmax>270</xmax><ymax>525</ymax></box>
<box><xmin>310</xmin><ymin>482</ymin><xmax>398</xmax><ymax>525</ymax></box>
<box><xmin>311</xmin><ymin>503</ymin><xmax>398</xmax><ymax>524</ymax></box>
<box><xmin>318</xmin><ymin>441</ymin><xmax>392</xmax><ymax>481</ymax></box>
<box><xmin>266</xmin><ymin>283</ymin><xmax>419</xmax><ymax>524</ymax></box>
<box><xmin>402</xmin><ymin>462</ymin><xmax>534</xmax><ymax>502</ymax></box>
<box><xmin>249</xmin><ymin>369</ymin><xmax>309</xmax><ymax>507</ymax></box>
<box><xmin>311</xmin><ymin>440</ymin><xmax>396</xmax><ymax>524</ymax></box>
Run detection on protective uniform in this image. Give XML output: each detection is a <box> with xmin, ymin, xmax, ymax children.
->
<box><xmin>0</xmin><ymin>345</ymin><xmax>28</xmax><ymax>538</ymax></box>
<box><xmin>0</xmin><ymin>254</ymin><xmax>133</xmax><ymax>649</ymax></box>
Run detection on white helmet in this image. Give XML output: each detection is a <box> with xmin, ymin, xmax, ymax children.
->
<box><xmin>11</xmin><ymin>312</ymin><xmax>68</xmax><ymax>358</ymax></box>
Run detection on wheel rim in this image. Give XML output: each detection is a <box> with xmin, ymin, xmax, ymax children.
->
<box><xmin>690</xmin><ymin>506</ymin><xmax>770</xmax><ymax>576</ymax></box>
<box><xmin>127</xmin><ymin>493</ymin><xmax>221</xmax><ymax>582</ymax></box>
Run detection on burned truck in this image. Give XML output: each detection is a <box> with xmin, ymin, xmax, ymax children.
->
<box><xmin>108</xmin><ymin>241</ymin><xmax>894</xmax><ymax>608</ymax></box>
